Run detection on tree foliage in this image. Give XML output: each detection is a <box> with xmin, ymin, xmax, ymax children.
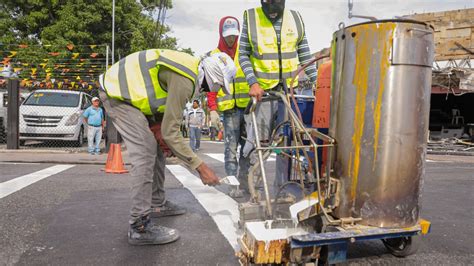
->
<box><xmin>0</xmin><ymin>0</ymin><xmax>192</xmax><ymax>61</ymax></box>
<box><xmin>0</xmin><ymin>0</ymin><xmax>193</xmax><ymax>86</ymax></box>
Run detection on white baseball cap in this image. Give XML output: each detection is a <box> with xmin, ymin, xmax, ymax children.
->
<box><xmin>92</xmin><ymin>97</ymin><xmax>99</xmax><ymax>102</ymax></box>
<box><xmin>199</xmin><ymin>52</ymin><xmax>236</xmax><ymax>95</ymax></box>
<box><xmin>222</xmin><ymin>17</ymin><xmax>240</xmax><ymax>37</ymax></box>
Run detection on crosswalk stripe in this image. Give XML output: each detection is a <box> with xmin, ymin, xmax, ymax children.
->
<box><xmin>0</xmin><ymin>164</ymin><xmax>75</xmax><ymax>199</ymax></box>
<box><xmin>205</xmin><ymin>153</ymin><xmax>276</xmax><ymax>163</ymax></box>
<box><xmin>166</xmin><ymin>165</ymin><xmax>241</xmax><ymax>251</ymax></box>
<box><xmin>205</xmin><ymin>153</ymin><xmax>225</xmax><ymax>162</ymax></box>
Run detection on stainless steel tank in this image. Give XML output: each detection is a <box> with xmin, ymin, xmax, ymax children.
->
<box><xmin>329</xmin><ymin>20</ymin><xmax>434</xmax><ymax>227</ymax></box>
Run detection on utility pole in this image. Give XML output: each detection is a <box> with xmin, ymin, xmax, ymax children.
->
<box><xmin>112</xmin><ymin>0</ymin><xmax>115</xmax><ymax>64</ymax></box>
<box><xmin>106</xmin><ymin>0</ymin><xmax>121</xmax><ymax>151</ymax></box>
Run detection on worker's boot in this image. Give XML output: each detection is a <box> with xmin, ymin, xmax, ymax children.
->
<box><xmin>128</xmin><ymin>215</ymin><xmax>180</xmax><ymax>245</ymax></box>
<box><xmin>150</xmin><ymin>201</ymin><xmax>187</xmax><ymax>218</ymax></box>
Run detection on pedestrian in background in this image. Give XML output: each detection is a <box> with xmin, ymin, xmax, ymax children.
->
<box><xmin>82</xmin><ymin>97</ymin><xmax>105</xmax><ymax>155</ymax></box>
<box><xmin>187</xmin><ymin>99</ymin><xmax>204</xmax><ymax>152</ymax></box>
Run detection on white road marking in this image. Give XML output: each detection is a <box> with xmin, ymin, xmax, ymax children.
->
<box><xmin>201</xmin><ymin>140</ymin><xmax>224</xmax><ymax>144</ymax></box>
<box><xmin>205</xmin><ymin>153</ymin><xmax>276</xmax><ymax>163</ymax></box>
<box><xmin>0</xmin><ymin>164</ymin><xmax>75</xmax><ymax>199</ymax></box>
<box><xmin>205</xmin><ymin>153</ymin><xmax>225</xmax><ymax>162</ymax></box>
<box><xmin>166</xmin><ymin>165</ymin><xmax>241</xmax><ymax>251</ymax></box>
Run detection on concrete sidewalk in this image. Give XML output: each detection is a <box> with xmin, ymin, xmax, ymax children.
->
<box><xmin>0</xmin><ymin>143</ymin><xmax>472</xmax><ymax>165</ymax></box>
<box><xmin>0</xmin><ymin>141</ymin><xmax>223</xmax><ymax>165</ymax></box>
<box><xmin>0</xmin><ymin>148</ymin><xmax>119</xmax><ymax>165</ymax></box>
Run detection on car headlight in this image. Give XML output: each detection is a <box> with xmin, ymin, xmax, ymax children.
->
<box><xmin>65</xmin><ymin>112</ymin><xmax>81</xmax><ymax>126</ymax></box>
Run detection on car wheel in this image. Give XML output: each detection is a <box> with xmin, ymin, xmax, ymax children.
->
<box><xmin>19</xmin><ymin>140</ymin><xmax>26</xmax><ymax>146</ymax></box>
<box><xmin>75</xmin><ymin>127</ymin><xmax>84</xmax><ymax>147</ymax></box>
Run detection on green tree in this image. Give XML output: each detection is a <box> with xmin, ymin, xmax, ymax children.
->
<box><xmin>0</xmin><ymin>0</ymin><xmax>193</xmax><ymax>83</ymax></box>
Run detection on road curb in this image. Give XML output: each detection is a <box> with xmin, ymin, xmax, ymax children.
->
<box><xmin>0</xmin><ymin>157</ymin><xmax>183</xmax><ymax>166</ymax></box>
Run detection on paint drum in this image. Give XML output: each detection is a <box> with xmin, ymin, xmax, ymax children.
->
<box><xmin>329</xmin><ymin>20</ymin><xmax>434</xmax><ymax>227</ymax></box>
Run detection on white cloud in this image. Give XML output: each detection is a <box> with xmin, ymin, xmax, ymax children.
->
<box><xmin>166</xmin><ymin>0</ymin><xmax>473</xmax><ymax>56</ymax></box>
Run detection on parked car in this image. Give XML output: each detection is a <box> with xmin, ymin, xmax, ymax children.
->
<box><xmin>19</xmin><ymin>90</ymin><xmax>92</xmax><ymax>146</ymax></box>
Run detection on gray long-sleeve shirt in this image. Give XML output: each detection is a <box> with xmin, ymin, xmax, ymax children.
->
<box><xmin>159</xmin><ymin>68</ymin><xmax>202</xmax><ymax>170</ymax></box>
<box><xmin>239</xmin><ymin>9</ymin><xmax>317</xmax><ymax>87</ymax></box>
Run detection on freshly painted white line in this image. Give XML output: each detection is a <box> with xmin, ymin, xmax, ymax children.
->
<box><xmin>166</xmin><ymin>165</ymin><xmax>241</xmax><ymax>251</ymax></box>
<box><xmin>205</xmin><ymin>153</ymin><xmax>225</xmax><ymax>162</ymax></box>
<box><xmin>205</xmin><ymin>153</ymin><xmax>276</xmax><ymax>162</ymax></box>
<box><xmin>426</xmin><ymin>159</ymin><xmax>435</xmax><ymax>162</ymax></box>
<box><xmin>201</xmin><ymin>140</ymin><xmax>224</xmax><ymax>144</ymax></box>
<box><xmin>0</xmin><ymin>164</ymin><xmax>75</xmax><ymax>199</ymax></box>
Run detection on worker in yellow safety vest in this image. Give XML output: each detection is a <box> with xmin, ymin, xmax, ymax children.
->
<box><xmin>238</xmin><ymin>0</ymin><xmax>318</xmax><ymax>191</ymax></box>
<box><xmin>98</xmin><ymin>49</ymin><xmax>236</xmax><ymax>246</ymax></box>
<box><xmin>205</xmin><ymin>16</ymin><xmax>251</xmax><ymax>198</ymax></box>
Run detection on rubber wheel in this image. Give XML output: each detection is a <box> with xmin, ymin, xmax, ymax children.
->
<box><xmin>75</xmin><ymin>127</ymin><xmax>84</xmax><ymax>147</ymax></box>
<box><xmin>382</xmin><ymin>236</ymin><xmax>420</xmax><ymax>257</ymax></box>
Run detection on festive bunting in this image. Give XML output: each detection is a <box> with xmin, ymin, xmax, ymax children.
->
<box><xmin>49</xmin><ymin>52</ymin><xmax>60</xmax><ymax>56</ymax></box>
<box><xmin>72</xmin><ymin>53</ymin><xmax>79</xmax><ymax>59</ymax></box>
<box><xmin>66</xmin><ymin>44</ymin><xmax>74</xmax><ymax>50</ymax></box>
<box><xmin>1</xmin><ymin>58</ymin><xmax>11</xmax><ymax>64</ymax></box>
<box><xmin>19</xmin><ymin>44</ymin><xmax>28</xmax><ymax>48</ymax></box>
<box><xmin>8</xmin><ymin>51</ymin><xmax>17</xmax><ymax>58</ymax></box>
<box><xmin>90</xmin><ymin>53</ymin><xmax>98</xmax><ymax>58</ymax></box>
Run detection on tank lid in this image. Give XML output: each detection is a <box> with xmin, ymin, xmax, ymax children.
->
<box><xmin>344</xmin><ymin>19</ymin><xmax>434</xmax><ymax>30</ymax></box>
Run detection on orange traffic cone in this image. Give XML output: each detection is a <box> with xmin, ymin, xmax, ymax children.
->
<box><xmin>217</xmin><ymin>130</ymin><xmax>223</xmax><ymax>141</ymax></box>
<box><xmin>104</xmin><ymin>143</ymin><xmax>129</xmax><ymax>174</ymax></box>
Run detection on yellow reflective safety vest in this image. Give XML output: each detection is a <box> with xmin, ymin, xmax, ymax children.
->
<box><xmin>245</xmin><ymin>7</ymin><xmax>304</xmax><ymax>90</ymax></box>
<box><xmin>208</xmin><ymin>49</ymin><xmax>250</xmax><ymax>112</ymax></box>
<box><xmin>102</xmin><ymin>49</ymin><xmax>199</xmax><ymax>115</ymax></box>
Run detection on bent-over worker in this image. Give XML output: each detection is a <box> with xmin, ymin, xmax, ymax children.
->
<box><xmin>99</xmin><ymin>49</ymin><xmax>236</xmax><ymax>246</ymax></box>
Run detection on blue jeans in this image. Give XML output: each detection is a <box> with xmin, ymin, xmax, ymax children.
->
<box><xmin>189</xmin><ymin>126</ymin><xmax>201</xmax><ymax>151</ymax></box>
<box><xmin>223</xmin><ymin>108</ymin><xmax>250</xmax><ymax>188</ymax></box>
<box><xmin>87</xmin><ymin>125</ymin><xmax>102</xmax><ymax>153</ymax></box>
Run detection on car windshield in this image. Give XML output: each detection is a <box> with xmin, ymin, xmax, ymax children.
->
<box><xmin>23</xmin><ymin>92</ymin><xmax>80</xmax><ymax>107</ymax></box>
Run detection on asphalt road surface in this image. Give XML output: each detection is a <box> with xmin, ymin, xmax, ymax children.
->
<box><xmin>0</xmin><ymin>141</ymin><xmax>472</xmax><ymax>265</ymax></box>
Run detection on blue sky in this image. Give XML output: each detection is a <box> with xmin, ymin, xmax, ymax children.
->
<box><xmin>166</xmin><ymin>0</ymin><xmax>473</xmax><ymax>56</ymax></box>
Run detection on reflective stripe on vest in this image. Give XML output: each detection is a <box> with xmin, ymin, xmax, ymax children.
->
<box><xmin>103</xmin><ymin>49</ymin><xmax>199</xmax><ymax>115</ymax></box>
<box><xmin>212</xmin><ymin>48</ymin><xmax>251</xmax><ymax>111</ymax></box>
<box><xmin>246</xmin><ymin>7</ymin><xmax>303</xmax><ymax>90</ymax></box>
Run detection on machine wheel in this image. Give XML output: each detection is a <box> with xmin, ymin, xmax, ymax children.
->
<box><xmin>74</xmin><ymin>127</ymin><xmax>84</xmax><ymax>147</ymax></box>
<box><xmin>382</xmin><ymin>236</ymin><xmax>420</xmax><ymax>257</ymax></box>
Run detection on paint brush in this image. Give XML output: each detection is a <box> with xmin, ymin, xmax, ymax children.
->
<box><xmin>219</xmin><ymin>176</ymin><xmax>240</xmax><ymax>186</ymax></box>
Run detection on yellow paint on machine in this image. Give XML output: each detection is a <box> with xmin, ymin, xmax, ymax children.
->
<box><xmin>349</xmin><ymin>23</ymin><xmax>396</xmax><ymax>200</ymax></box>
<box><xmin>372</xmin><ymin>24</ymin><xmax>396</xmax><ymax>169</ymax></box>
